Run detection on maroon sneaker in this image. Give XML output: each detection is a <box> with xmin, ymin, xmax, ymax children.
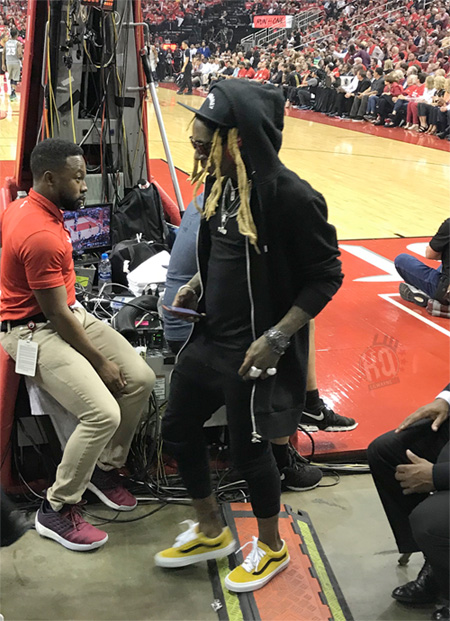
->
<box><xmin>87</xmin><ymin>467</ymin><xmax>137</xmax><ymax>511</ymax></box>
<box><xmin>35</xmin><ymin>500</ymin><xmax>108</xmax><ymax>551</ymax></box>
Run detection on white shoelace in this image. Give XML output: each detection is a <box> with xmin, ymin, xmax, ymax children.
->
<box><xmin>237</xmin><ymin>536</ymin><xmax>266</xmax><ymax>573</ymax></box>
<box><xmin>173</xmin><ymin>520</ymin><xmax>199</xmax><ymax>548</ymax></box>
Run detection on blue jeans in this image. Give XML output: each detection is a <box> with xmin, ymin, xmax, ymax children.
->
<box><xmin>393</xmin><ymin>100</ymin><xmax>408</xmax><ymax>114</ymax></box>
<box><xmin>367</xmin><ymin>95</ymin><xmax>379</xmax><ymax>114</ymax></box>
<box><xmin>394</xmin><ymin>253</ymin><xmax>441</xmax><ymax>298</ymax></box>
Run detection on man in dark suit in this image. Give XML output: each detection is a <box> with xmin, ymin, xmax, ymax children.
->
<box><xmin>368</xmin><ymin>386</ymin><xmax>450</xmax><ymax>620</ymax></box>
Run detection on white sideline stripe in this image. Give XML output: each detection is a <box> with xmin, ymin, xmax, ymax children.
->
<box><xmin>340</xmin><ymin>244</ymin><xmax>402</xmax><ymax>282</ymax></box>
<box><xmin>379</xmin><ymin>293</ymin><xmax>450</xmax><ymax>338</ymax></box>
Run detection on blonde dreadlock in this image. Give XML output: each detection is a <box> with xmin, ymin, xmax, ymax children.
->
<box><xmin>191</xmin><ymin>127</ymin><xmax>258</xmax><ymax>249</ymax></box>
<box><xmin>226</xmin><ymin>128</ymin><xmax>257</xmax><ymax>248</ymax></box>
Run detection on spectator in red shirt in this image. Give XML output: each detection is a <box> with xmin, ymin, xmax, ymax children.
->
<box><xmin>407</xmin><ymin>51</ymin><xmax>423</xmax><ymax>69</ymax></box>
<box><xmin>237</xmin><ymin>60</ymin><xmax>247</xmax><ymax>78</ymax></box>
<box><xmin>373</xmin><ymin>71</ymin><xmax>404</xmax><ymax>125</ymax></box>
<box><xmin>0</xmin><ymin>139</ymin><xmax>155</xmax><ymax>552</ymax></box>
<box><xmin>386</xmin><ymin>73</ymin><xmax>423</xmax><ymax>127</ymax></box>
<box><xmin>253</xmin><ymin>61</ymin><xmax>271</xmax><ymax>83</ymax></box>
<box><xmin>239</xmin><ymin>60</ymin><xmax>256</xmax><ymax>79</ymax></box>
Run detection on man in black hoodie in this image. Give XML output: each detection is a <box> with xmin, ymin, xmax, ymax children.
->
<box><xmin>154</xmin><ymin>80</ymin><xmax>343</xmax><ymax>593</ymax></box>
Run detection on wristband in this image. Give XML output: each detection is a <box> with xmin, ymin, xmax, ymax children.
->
<box><xmin>178</xmin><ymin>284</ymin><xmax>198</xmax><ymax>296</ymax></box>
<box><xmin>263</xmin><ymin>328</ymin><xmax>290</xmax><ymax>356</ymax></box>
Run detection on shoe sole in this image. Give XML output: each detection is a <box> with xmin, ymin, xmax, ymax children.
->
<box><xmin>35</xmin><ymin>512</ymin><xmax>108</xmax><ymax>552</ymax></box>
<box><xmin>399</xmin><ymin>283</ymin><xmax>429</xmax><ymax>307</ymax></box>
<box><xmin>300</xmin><ymin>422</ymin><xmax>359</xmax><ymax>432</ymax></box>
<box><xmin>224</xmin><ymin>556</ymin><xmax>290</xmax><ymax>592</ymax></box>
<box><xmin>154</xmin><ymin>539</ymin><xmax>237</xmax><ymax>568</ymax></box>
<box><xmin>283</xmin><ymin>482</ymin><xmax>321</xmax><ymax>492</ymax></box>
<box><xmin>391</xmin><ymin>593</ymin><xmax>438</xmax><ymax>605</ymax></box>
<box><xmin>86</xmin><ymin>482</ymin><xmax>137</xmax><ymax>512</ymax></box>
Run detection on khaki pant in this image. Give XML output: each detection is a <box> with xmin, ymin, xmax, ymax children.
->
<box><xmin>0</xmin><ymin>307</ymin><xmax>155</xmax><ymax>510</ymax></box>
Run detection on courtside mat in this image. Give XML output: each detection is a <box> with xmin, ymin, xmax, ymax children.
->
<box><xmin>208</xmin><ymin>503</ymin><xmax>353</xmax><ymax>621</ymax></box>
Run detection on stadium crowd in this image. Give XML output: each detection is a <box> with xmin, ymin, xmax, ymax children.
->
<box><xmin>0</xmin><ymin>0</ymin><xmax>26</xmax><ymax>37</ymax></box>
<box><xmin>152</xmin><ymin>0</ymin><xmax>450</xmax><ymax>139</ymax></box>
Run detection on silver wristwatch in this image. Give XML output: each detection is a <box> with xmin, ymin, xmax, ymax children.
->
<box><xmin>263</xmin><ymin>328</ymin><xmax>290</xmax><ymax>356</ymax></box>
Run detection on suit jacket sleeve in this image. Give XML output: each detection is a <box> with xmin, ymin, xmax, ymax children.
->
<box><xmin>432</xmin><ymin>383</ymin><xmax>450</xmax><ymax>491</ymax></box>
<box><xmin>433</xmin><ymin>442</ymin><xmax>449</xmax><ymax>491</ymax></box>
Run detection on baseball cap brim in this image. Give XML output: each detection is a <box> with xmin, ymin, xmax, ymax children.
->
<box><xmin>177</xmin><ymin>88</ymin><xmax>235</xmax><ymax>128</ymax></box>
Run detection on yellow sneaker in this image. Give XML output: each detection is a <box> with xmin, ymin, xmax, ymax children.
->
<box><xmin>154</xmin><ymin>520</ymin><xmax>237</xmax><ymax>568</ymax></box>
<box><xmin>224</xmin><ymin>536</ymin><xmax>290</xmax><ymax>592</ymax></box>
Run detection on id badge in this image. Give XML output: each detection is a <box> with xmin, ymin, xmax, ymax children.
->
<box><xmin>15</xmin><ymin>339</ymin><xmax>39</xmax><ymax>377</ymax></box>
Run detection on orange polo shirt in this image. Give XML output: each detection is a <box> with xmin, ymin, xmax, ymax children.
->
<box><xmin>0</xmin><ymin>189</ymin><xmax>76</xmax><ymax>321</ymax></box>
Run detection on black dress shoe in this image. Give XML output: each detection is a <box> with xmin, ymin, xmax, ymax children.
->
<box><xmin>432</xmin><ymin>606</ymin><xmax>450</xmax><ymax>620</ymax></box>
<box><xmin>392</xmin><ymin>561</ymin><xmax>440</xmax><ymax>604</ymax></box>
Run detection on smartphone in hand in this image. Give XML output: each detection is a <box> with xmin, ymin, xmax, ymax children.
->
<box><xmin>163</xmin><ymin>305</ymin><xmax>204</xmax><ymax>319</ymax></box>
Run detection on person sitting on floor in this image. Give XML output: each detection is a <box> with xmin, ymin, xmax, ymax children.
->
<box><xmin>368</xmin><ymin>386</ymin><xmax>449</xmax><ymax>621</ymax></box>
<box><xmin>395</xmin><ymin>218</ymin><xmax>449</xmax><ymax>308</ymax></box>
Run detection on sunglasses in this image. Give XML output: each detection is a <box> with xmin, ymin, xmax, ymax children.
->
<box><xmin>189</xmin><ymin>136</ymin><xmax>212</xmax><ymax>156</ymax></box>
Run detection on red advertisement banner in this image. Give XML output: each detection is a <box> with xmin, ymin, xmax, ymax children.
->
<box><xmin>253</xmin><ymin>15</ymin><xmax>287</xmax><ymax>28</ymax></box>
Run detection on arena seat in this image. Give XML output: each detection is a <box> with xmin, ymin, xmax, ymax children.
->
<box><xmin>0</xmin><ymin>346</ymin><xmax>75</xmax><ymax>493</ymax></box>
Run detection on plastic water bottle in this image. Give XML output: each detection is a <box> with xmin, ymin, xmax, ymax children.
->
<box><xmin>98</xmin><ymin>253</ymin><xmax>112</xmax><ymax>288</ymax></box>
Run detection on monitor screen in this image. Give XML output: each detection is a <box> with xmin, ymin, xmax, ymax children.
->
<box><xmin>63</xmin><ymin>204</ymin><xmax>112</xmax><ymax>257</ymax></box>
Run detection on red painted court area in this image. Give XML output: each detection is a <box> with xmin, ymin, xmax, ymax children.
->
<box><xmin>150</xmin><ymin>158</ymin><xmax>194</xmax><ymax>206</ymax></box>
<box><xmin>2</xmin><ymin>158</ymin><xmax>448</xmax><ymax>461</ymax></box>
<box><xmin>293</xmin><ymin>237</ymin><xmax>449</xmax><ymax>460</ymax></box>
<box><xmin>149</xmin><ymin>157</ymin><xmax>449</xmax><ymax>459</ymax></box>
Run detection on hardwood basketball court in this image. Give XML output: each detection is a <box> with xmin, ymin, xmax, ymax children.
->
<box><xmin>1</xmin><ymin>85</ymin><xmax>449</xmax><ymax>457</ymax></box>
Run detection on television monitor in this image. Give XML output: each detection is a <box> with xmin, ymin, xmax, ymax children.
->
<box><xmin>63</xmin><ymin>204</ymin><xmax>112</xmax><ymax>257</ymax></box>
<box><xmin>81</xmin><ymin>0</ymin><xmax>114</xmax><ymax>11</ymax></box>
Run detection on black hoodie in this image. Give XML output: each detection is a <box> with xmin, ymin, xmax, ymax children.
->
<box><xmin>193</xmin><ymin>80</ymin><xmax>344</xmax><ymax>440</ymax></box>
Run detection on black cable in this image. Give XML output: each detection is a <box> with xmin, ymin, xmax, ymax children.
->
<box><xmin>318</xmin><ymin>473</ymin><xmax>341</xmax><ymax>488</ymax></box>
<box><xmin>297</xmin><ymin>425</ymin><xmax>316</xmax><ymax>460</ymax></box>
<box><xmin>83</xmin><ymin>503</ymin><xmax>167</xmax><ymax>525</ymax></box>
<box><xmin>288</xmin><ymin>440</ymin><xmax>341</xmax><ymax>487</ymax></box>
<box><xmin>0</xmin><ymin>434</ymin><xmax>13</xmax><ymax>470</ymax></box>
<box><xmin>77</xmin><ymin>287</ymin><xmax>161</xmax><ymax>317</ymax></box>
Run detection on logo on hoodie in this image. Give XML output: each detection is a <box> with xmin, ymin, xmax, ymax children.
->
<box><xmin>207</xmin><ymin>93</ymin><xmax>215</xmax><ymax>110</ymax></box>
